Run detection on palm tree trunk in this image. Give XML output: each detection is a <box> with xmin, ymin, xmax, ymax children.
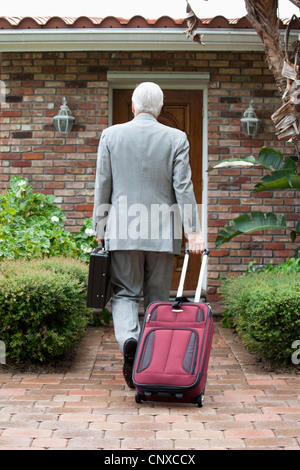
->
<box><xmin>245</xmin><ymin>0</ymin><xmax>300</xmax><ymax>173</ymax></box>
<box><xmin>185</xmin><ymin>0</ymin><xmax>300</xmax><ymax>172</ymax></box>
<box><xmin>245</xmin><ymin>0</ymin><xmax>286</xmax><ymax>95</ymax></box>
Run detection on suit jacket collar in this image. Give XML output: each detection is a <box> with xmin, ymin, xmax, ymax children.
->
<box><xmin>133</xmin><ymin>113</ymin><xmax>158</xmax><ymax>123</ymax></box>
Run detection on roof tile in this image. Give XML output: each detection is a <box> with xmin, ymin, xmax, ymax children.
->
<box><xmin>0</xmin><ymin>15</ymin><xmax>293</xmax><ymax>30</ymax></box>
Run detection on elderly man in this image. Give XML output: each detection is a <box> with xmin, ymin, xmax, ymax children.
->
<box><xmin>93</xmin><ymin>82</ymin><xmax>204</xmax><ymax>388</ymax></box>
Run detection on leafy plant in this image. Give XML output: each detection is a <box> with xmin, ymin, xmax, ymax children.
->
<box><xmin>215</xmin><ymin>212</ymin><xmax>300</xmax><ymax>248</ymax></box>
<box><xmin>0</xmin><ymin>176</ymin><xmax>98</xmax><ymax>262</ymax></box>
<box><xmin>0</xmin><ymin>176</ymin><xmax>77</xmax><ymax>260</ymax></box>
<box><xmin>208</xmin><ymin>147</ymin><xmax>300</xmax><ymax>248</ymax></box>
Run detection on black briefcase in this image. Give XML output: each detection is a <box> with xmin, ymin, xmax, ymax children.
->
<box><xmin>86</xmin><ymin>245</ymin><xmax>111</xmax><ymax>309</ymax></box>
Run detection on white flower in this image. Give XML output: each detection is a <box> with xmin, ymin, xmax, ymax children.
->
<box><xmin>81</xmin><ymin>244</ymin><xmax>93</xmax><ymax>254</ymax></box>
<box><xmin>51</xmin><ymin>216</ymin><xmax>59</xmax><ymax>223</ymax></box>
<box><xmin>15</xmin><ymin>180</ymin><xmax>26</xmax><ymax>197</ymax></box>
<box><xmin>85</xmin><ymin>228</ymin><xmax>94</xmax><ymax>237</ymax></box>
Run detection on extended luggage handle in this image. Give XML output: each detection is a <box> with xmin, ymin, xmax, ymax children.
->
<box><xmin>172</xmin><ymin>248</ymin><xmax>210</xmax><ymax>311</ymax></box>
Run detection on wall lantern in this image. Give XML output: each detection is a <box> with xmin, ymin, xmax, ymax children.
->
<box><xmin>241</xmin><ymin>100</ymin><xmax>261</xmax><ymax>136</ymax></box>
<box><xmin>53</xmin><ymin>97</ymin><xmax>75</xmax><ymax>133</ymax></box>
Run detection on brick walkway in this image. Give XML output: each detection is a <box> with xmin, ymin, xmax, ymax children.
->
<box><xmin>0</xmin><ymin>316</ymin><xmax>299</xmax><ymax>450</ymax></box>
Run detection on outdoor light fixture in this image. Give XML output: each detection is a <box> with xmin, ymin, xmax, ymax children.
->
<box><xmin>53</xmin><ymin>97</ymin><xmax>75</xmax><ymax>133</ymax></box>
<box><xmin>241</xmin><ymin>100</ymin><xmax>261</xmax><ymax>136</ymax></box>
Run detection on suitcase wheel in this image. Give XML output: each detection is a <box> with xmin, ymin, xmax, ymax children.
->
<box><xmin>135</xmin><ymin>392</ymin><xmax>145</xmax><ymax>404</ymax></box>
<box><xmin>197</xmin><ymin>393</ymin><xmax>205</xmax><ymax>408</ymax></box>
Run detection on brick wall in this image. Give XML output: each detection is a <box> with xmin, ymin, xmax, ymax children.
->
<box><xmin>0</xmin><ymin>52</ymin><xmax>109</xmax><ymax>231</ymax></box>
<box><xmin>0</xmin><ymin>50</ymin><xmax>299</xmax><ymax>300</ymax></box>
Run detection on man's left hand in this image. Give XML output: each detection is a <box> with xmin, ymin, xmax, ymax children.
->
<box><xmin>186</xmin><ymin>232</ymin><xmax>205</xmax><ymax>255</ymax></box>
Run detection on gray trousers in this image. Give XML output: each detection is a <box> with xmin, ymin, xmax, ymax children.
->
<box><xmin>109</xmin><ymin>251</ymin><xmax>175</xmax><ymax>353</ymax></box>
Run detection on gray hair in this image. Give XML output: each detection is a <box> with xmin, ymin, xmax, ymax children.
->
<box><xmin>132</xmin><ymin>82</ymin><xmax>164</xmax><ymax>118</ymax></box>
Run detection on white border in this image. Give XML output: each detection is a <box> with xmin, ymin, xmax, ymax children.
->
<box><xmin>107</xmin><ymin>71</ymin><xmax>209</xmax><ymax>289</ymax></box>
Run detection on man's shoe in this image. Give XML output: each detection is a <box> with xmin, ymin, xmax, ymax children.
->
<box><xmin>123</xmin><ymin>338</ymin><xmax>137</xmax><ymax>389</ymax></box>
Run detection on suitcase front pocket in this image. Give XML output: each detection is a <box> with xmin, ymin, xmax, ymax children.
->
<box><xmin>136</xmin><ymin>328</ymin><xmax>199</xmax><ymax>386</ymax></box>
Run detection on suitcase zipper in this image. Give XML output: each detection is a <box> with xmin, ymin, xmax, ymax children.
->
<box><xmin>146</xmin><ymin>303</ymin><xmax>205</xmax><ymax>323</ymax></box>
<box><xmin>145</xmin><ymin>302</ymin><xmax>169</xmax><ymax>323</ymax></box>
<box><xmin>136</xmin><ymin>327</ymin><xmax>199</xmax><ymax>375</ymax></box>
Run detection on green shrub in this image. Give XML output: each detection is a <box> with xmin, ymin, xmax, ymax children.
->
<box><xmin>220</xmin><ymin>271</ymin><xmax>300</xmax><ymax>366</ymax></box>
<box><xmin>0</xmin><ymin>257</ymin><xmax>90</xmax><ymax>362</ymax></box>
<box><xmin>0</xmin><ymin>176</ymin><xmax>97</xmax><ymax>261</ymax></box>
<box><xmin>246</xmin><ymin>257</ymin><xmax>300</xmax><ymax>274</ymax></box>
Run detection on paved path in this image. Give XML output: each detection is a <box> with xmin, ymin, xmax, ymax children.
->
<box><xmin>0</xmin><ymin>318</ymin><xmax>299</xmax><ymax>450</ymax></box>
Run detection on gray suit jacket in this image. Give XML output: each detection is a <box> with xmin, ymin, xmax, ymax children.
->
<box><xmin>93</xmin><ymin>113</ymin><xmax>200</xmax><ymax>255</ymax></box>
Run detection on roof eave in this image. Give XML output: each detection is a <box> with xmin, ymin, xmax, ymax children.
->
<box><xmin>0</xmin><ymin>28</ymin><xmax>265</xmax><ymax>52</ymax></box>
<box><xmin>0</xmin><ymin>28</ymin><xmax>297</xmax><ymax>53</ymax></box>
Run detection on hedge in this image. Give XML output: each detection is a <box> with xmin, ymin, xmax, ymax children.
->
<box><xmin>0</xmin><ymin>257</ymin><xmax>90</xmax><ymax>362</ymax></box>
<box><xmin>220</xmin><ymin>270</ymin><xmax>300</xmax><ymax>366</ymax></box>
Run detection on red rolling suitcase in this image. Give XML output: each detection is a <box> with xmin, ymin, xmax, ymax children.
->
<box><xmin>133</xmin><ymin>249</ymin><xmax>214</xmax><ymax>407</ymax></box>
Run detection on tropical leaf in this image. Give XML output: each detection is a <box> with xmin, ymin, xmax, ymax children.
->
<box><xmin>207</xmin><ymin>146</ymin><xmax>299</xmax><ymax>191</ymax></box>
<box><xmin>207</xmin><ymin>148</ymin><xmax>290</xmax><ymax>172</ymax></box>
<box><xmin>254</xmin><ymin>172</ymin><xmax>300</xmax><ymax>192</ymax></box>
<box><xmin>207</xmin><ymin>156</ymin><xmax>256</xmax><ymax>172</ymax></box>
<box><xmin>215</xmin><ymin>211</ymin><xmax>299</xmax><ymax>248</ymax></box>
<box><xmin>283</xmin><ymin>157</ymin><xmax>297</xmax><ymax>170</ymax></box>
<box><xmin>256</xmin><ymin>147</ymin><xmax>283</xmax><ymax>170</ymax></box>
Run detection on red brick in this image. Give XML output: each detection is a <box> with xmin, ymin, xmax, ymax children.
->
<box><xmin>265</xmin><ymin>243</ymin><xmax>285</xmax><ymax>250</ymax></box>
<box><xmin>23</xmin><ymin>153</ymin><xmax>44</xmax><ymax>160</ymax></box>
<box><xmin>31</xmin><ymin>438</ymin><xmax>68</xmax><ymax>449</ymax></box>
<box><xmin>74</xmin><ymin>204</ymin><xmax>93</xmax><ymax>211</ymax></box>
<box><xmin>54</xmin><ymin>146</ymin><xmax>76</xmax><ymax>153</ymax></box>
<box><xmin>224</xmin><ymin>429</ymin><xmax>275</xmax><ymax>439</ymax></box>
<box><xmin>0</xmin><ymin>388</ymin><xmax>26</xmax><ymax>396</ymax></box>
<box><xmin>12</xmin><ymin>161</ymin><xmax>31</xmax><ymax>167</ymax></box>
<box><xmin>0</xmin><ymin>153</ymin><xmax>21</xmax><ymax>160</ymax></box>
<box><xmin>77</xmin><ymin>161</ymin><xmax>96</xmax><ymax>168</ymax></box>
<box><xmin>1</xmin><ymin>110</ymin><xmax>22</xmax><ymax>117</ymax></box>
<box><xmin>44</xmin><ymin>183</ymin><xmax>65</xmax><ymax>189</ymax></box>
<box><xmin>68</xmin><ymin>389</ymin><xmax>109</xmax><ymax>396</ymax></box>
<box><xmin>2</xmin><ymin>428</ymin><xmax>52</xmax><ymax>438</ymax></box>
<box><xmin>234</xmin><ymin>414</ymin><xmax>282</xmax><ymax>422</ymax></box>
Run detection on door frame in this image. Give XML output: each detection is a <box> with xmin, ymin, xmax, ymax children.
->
<box><xmin>107</xmin><ymin>71</ymin><xmax>210</xmax><ymax>291</ymax></box>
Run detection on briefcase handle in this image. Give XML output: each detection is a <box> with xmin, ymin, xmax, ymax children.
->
<box><xmin>93</xmin><ymin>241</ymin><xmax>107</xmax><ymax>254</ymax></box>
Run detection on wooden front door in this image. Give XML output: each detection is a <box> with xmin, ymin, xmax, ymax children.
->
<box><xmin>113</xmin><ymin>89</ymin><xmax>203</xmax><ymax>292</ymax></box>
